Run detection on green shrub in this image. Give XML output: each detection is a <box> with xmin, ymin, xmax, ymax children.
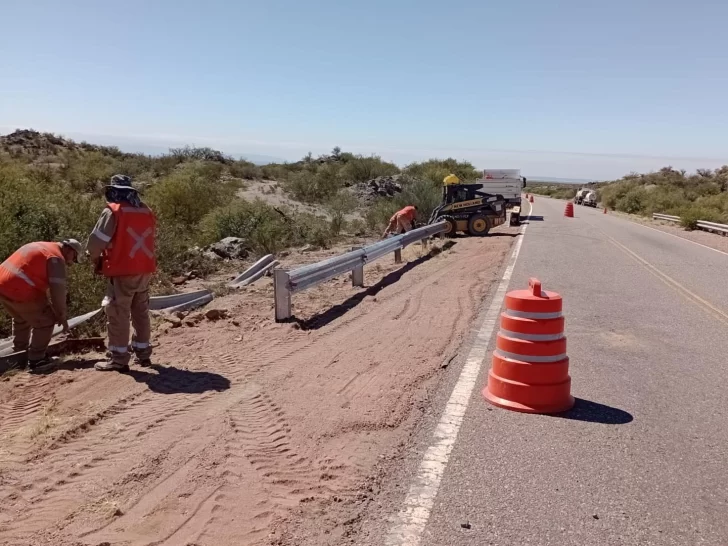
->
<box><xmin>339</xmin><ymin>155</ymin><xmax>399</xmax><ymax>183</ymax></box>
<box><xmin>146</xmin><ymin>162</ymin><xmax>235</xmax><ymax>226</ymax></box>
<box><xmin>284</xmin><ymin>163</ymin><xmax>343</xmax><ymax>202</ymax></box>
<box><xmin>61</xmin><ymin>151</ymin><xmax>118</xmax><ymax>192</ymax></box>
<box><xmin>228</xmin><ymin>160</ymin><xmax>261</xmax><ymax>180</ymax></box>
<box><xmin>404</xmin><ymin>158</ymin><xmax>479</xmax><ymax>183</ymax></box>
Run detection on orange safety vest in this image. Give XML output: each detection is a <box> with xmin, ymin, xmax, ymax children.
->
<box><xmin>0</xmin><ymin>242</ymin><xmax>63</xmax><ymax>302</ymax></box>
<box><xmin>101</xmin><ymin>203</ymin><xmax>157</xmax><ymax>277</ymax></box>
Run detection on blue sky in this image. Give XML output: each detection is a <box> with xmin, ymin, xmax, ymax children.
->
<box><xmin>2</xmin><ymin>0</ymin><xmax>727</xmax><ymax>179</ymax></box>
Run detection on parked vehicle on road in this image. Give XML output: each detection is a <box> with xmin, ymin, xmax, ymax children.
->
<box><xmin>583</xmin><ymin>191</ymin><xmax>598</xmax><ymax>207</ymax></box>
<box><xmin>574</xmin><ymin>189</ymin><xmax>589</xmax><ymax>205</ymax></box>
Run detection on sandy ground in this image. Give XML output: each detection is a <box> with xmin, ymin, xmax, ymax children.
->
<box><xmin>0</xmin><ymin>228</ymin><xmax>518</xmax><ymax>546</ymax></box>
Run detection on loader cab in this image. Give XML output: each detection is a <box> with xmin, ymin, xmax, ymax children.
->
<box><xmin>442</xmin><ymin>183</ymin><xmax>494</xmax><ymax>205</ymax></box>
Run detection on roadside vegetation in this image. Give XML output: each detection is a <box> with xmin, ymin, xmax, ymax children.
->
<box><xmin>528</xmin><ymin>167</ymin><xmax>728</xmax><ymax>230</ymax></box>
<box><xmin>0</xmin><ymin>129</ymin><xmax>478</xmax><ymax>337</ymax></box>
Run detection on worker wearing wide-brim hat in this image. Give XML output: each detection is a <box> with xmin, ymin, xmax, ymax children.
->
<box><xmin>86</xmin><ymin>174</ymin><xmax>157</xmax><ymax>372</ymax></box>
<box><xmin>0</xmin><ymin>238</ymin><xmax>83</xmax><ymax>368</ymax></box>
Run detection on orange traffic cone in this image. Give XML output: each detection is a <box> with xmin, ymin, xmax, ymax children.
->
<box><xmin>529</xmin><ymin>195</ymin><xmax>534</xmax><ymax>203</ymax></box>
<box><xmin>564</xmin><ymin>202</ymin><xmax>574</xmax><ymax>217</ymax></box>
<box><xmin>483</xmin><ymin>278</ymin><xmax>574</xmax><ymax>414</ymax></box>
<box><xmin>603</xmin><ymin>207</ymin><xmax>608</xmax><ymax>214</ymax></box>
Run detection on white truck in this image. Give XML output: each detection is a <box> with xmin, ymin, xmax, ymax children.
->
<box><xmin>583</xmin><ymin>190</ymin><xmax>598</xmax><ymax>207</ymax></box>
<box><xmin>574</xmin><ymin>188</ymin><xmax>589</xmax><ymax>205</ymax></box>
<box><xmin>478</xmin><ymin>169</ymin><xmax>527</xmax><ymax>209</ymax></box>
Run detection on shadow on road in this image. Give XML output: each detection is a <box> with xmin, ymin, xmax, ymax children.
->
<box><xmin>125</xmin><ymin>364</ymin><xmax>231</xmax><ymax>395</ymax></box>
<box><xmin>298</xmin><ymin>242</ymin><xmax>457</xmax><ymax>330</ymax></box>
<box><xmin>522</xmin><ymin>215</ymin><xmax>544</xmax><ymax>222</ymax></box>
<box><xmin>552</xmin><ymin>398</ymin><xmax>633</xmax><ymax>425</ymax></box>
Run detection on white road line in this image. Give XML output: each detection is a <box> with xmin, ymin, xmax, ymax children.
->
<box><xmin>537</xmin><ymin>195</ymin><xmax>728</xmax><ymax>257</ymax></box>
<box><xmin>620</xmin><ymin>218</ymin><xmax>728</xmax><ymax>258</ymax></box>
<box><xmin>385</xmin><ymin>202</ymin><xmax>531</xmax><ymax>546</ymax></box>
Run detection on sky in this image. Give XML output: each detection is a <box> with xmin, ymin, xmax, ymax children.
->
<box><xmin>2</xmin><ymin>0</ymin><xmax>727</xmax><ymax>180</ymax></box>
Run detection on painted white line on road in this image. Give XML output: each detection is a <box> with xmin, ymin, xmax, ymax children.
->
<box><xmin>536</xmin><ymin>195</ymin><xmax>728</xmax><ymax>257</ymax></box>
<box><xmin>385</xmin><ymin>202</ymin><xmax>531</xmax><ymax>546</ymax></box>
<box><xmin>621</xmin><ymin>218</ymin><xmax>728</xmax><ymax>258</ymax></box>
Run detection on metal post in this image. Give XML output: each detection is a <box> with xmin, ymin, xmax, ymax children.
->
<box><xmin>352</xmin><ymin>264</ymin><xmax>364</xmax><ymax>287</ymax></box>
<box><xmin>274</xmin><ymin>269</ymin><xmax>292</xmax><ymax>321</ymax></box>
<box><xmin>394</xmin><ymin>249</ymin><xmax>402</xmax><ymax>264</ymax></box>
<box><xmin>351</xmin><ymin>247</ymin><xmax>364</xmax><ymax>287</ymax></box>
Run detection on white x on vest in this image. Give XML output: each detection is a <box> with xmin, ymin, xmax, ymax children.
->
<box><xmin>127</xmin><ymin>227</ymin><xmax>154</xmax><ymax>259</ymax></box>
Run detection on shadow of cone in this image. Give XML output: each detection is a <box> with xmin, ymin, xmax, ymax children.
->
<box><xmin>483</xmin><ymin>278</ymin><xmax>575</xmax><ymax>414</ymax></box>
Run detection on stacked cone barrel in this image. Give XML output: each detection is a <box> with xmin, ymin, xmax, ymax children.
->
<box><xmin>483</xmin><ymin>278</ymin><xmax>574</xmax><ymax>414</ymax></box>
<box><xmin>564</xmin><ymin>202</ymin><xmax>574</xmax><ymax>217</ymax></box>
<box><xmin>529</xmin><ymin>195</ymin><xmax>534</xmax><ymax>203</ymax></box>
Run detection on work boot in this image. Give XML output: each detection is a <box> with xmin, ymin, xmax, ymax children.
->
<box><xmin>27</xmin><ymin>356</ymin><xmax>58</xmax><ymax>371</ymax></box>
<box><xmin>134</xmin><ymin>355</ymin><xmax>153</xmax><ymax>367</ymax></box>
<box><xmin>95</xmin><ymin>360</ymin><xmax>130</xmax><ymax>372</ymax></box>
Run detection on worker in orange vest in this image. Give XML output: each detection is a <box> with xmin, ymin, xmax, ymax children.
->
<box><xmin>86</xmin><ymin>175</ymin><xmax>157</xmax><ymax>372</ymax></box>
<box><xmin>382</xmin><ymin>205</ymin><xmax>418</xmax><ymax>238</ymax></box>
<box><xmin>0</xmin><ymin>239</ymin><xmax>82</xmax><ymax>368</ymax></box>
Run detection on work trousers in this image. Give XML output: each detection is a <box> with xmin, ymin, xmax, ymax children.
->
<box><xmin>105</xmin><ymin>274</ymin><xmax>153</xmax><ymax>365</ymax></box>
<box><xmin>385</xmin><ymin>215</ymin><xmax>413</xmax><ymax>236</ymax></box>
<box><xmin>0</xmin><ymin>296</ymin><xmax>55</xmax><ymax>360</ymax></box>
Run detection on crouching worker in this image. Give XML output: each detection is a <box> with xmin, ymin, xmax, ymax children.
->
<box><xmin>0</xmin><ymin>239</ymin><xmax>82</xmax><ymax>368</ymax></box>
<box><xmin>87</xmin><ymin>175</ymin><xmax>157</xmax><ymax>372</ymax></box>
<box><xmin>382</xmin><ymin>205</ymin><xmax>418</xmax><ymax>238</ymax></box>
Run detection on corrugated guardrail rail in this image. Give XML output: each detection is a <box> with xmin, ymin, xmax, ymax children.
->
<box><xmin>652</xmin><ymin>213</ymin><xmax>728</xmax><ymax>235</ymax></box>
<box><xmin>273</xmin><ymin>221</ymin><xmax>447</xmax><ymax>321</ymax></box>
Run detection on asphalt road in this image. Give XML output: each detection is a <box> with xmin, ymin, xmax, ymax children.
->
<box><xmin>389</xmin><ymin>197</ymin><xmax>728</xmax><ymax>546</ymax></box>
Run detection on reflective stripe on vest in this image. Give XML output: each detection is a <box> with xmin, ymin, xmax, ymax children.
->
<box><xmin>0</xmin><ymin>242</ymin><xmax>63</xmax><ymax>302</ymax></box>
<box><xmin>127</xmin><ymin>227</ymin><xmax>154</xmax><ymax>259</ymax></box>
<box><xmin>102</xmin><ymin>203</ymin><xmax>157</xmax><ymax>277</ymax></box>
<box><xmin>0</xmin><ymin>262</ymin><xmax>36</xmax><ymax>287</ymax></box>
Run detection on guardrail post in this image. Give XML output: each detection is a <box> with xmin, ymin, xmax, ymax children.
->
<box><xmin>394</xmin><ymin>249</ymin><xmax>402</xmax><ymax>264</ymax></box>
<box><xmin>274</xmin><ymin>269</ymin><xmax>292</xmax><ymax>322</ymax></box>
<box><xmin>351</xmin><ymin>247</ymin><xmax>364</xmax><ymax>287</ymax></box>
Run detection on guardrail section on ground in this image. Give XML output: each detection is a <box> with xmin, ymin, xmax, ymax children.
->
<box><xmin>273</xmin><ymin>222</ymin><xmax>447</xmax><ymax>321</ymax></box>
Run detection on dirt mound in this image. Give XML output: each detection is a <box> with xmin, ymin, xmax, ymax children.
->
<box><xmin>0</xmin><ymin>227</ymin><xmax>518</xmax><ymax>545</ymax></box>
<box><xmin>0</xmin><ymin>129</ymin><xmax>129</xmax><ymax>160</ymax></box>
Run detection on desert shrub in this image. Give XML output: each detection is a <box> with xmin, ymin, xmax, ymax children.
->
<box><xmin>61</xmin><ymin>151</ymin><xmax>118</xmax><ymax>192</ymax></box>
<box><xmin>284</xmin><ymin>163</ymin><xmax>343</xmax><ymax>202</ymax></box>
<box><xmin>260</xmin><ymin>163</ymin><xmax>293</xmax><ymax>181</ymax></box>
<box><xmin>325</xmin><ymin>192</ymin><xmax>358</xmax><ymax>236</ymax></box>
<box><xmin>339</xmin><ymin>155</ymin><xmax>399</xmax><ymax>183</ymax></box>
<box><xmin>169</xmin><ymin>146</ymin><xmax>232</xmax><ymax>164</ymax></box>
<box><xmin>404</xmin><ymin>158</ymin><xmax>479</xmax><ymax>183</ymax></box>
<box><xmin>228</xmin><ymin>160</ymin><xmax>261</xmax><ymax>179</ymax></box>
<box><xmin>201</xmin><ymin>198</ymin><xmax>338</xmax><ymax>254</ymax></box>
<box><xmin>364</xmin><ymin>178</ymin><xmax>442</xmax><ymax>232</ymax></box>
<box><xmin>146</xmin><ymin>162</ymin><xmax>235</xmax><ymax>226</ymax></box>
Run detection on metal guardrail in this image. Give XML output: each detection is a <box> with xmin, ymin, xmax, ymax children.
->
<box><xmin>697</xmin><ymin>220</ymin><xmax>728</xmax><ymax>235</ymax></box>
<box><xmin>273</xmin><ymin>221</ymin><xmax>447</xmax><ymax>321</ymax></box>
<box><xmin>652</xmin><ymin>213</ymin><xmax>728</xmax><ymax>235</ymax></box>
<box><xmin>652</xmin><ymin>213</ymin><xmax>680</xmax><ymax>223</ymax></box>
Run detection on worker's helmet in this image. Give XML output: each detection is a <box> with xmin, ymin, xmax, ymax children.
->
<box><xmin>443</xmin><ymin>174</ymin><xmax>460</xmax><ymax>185</ymax></box>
